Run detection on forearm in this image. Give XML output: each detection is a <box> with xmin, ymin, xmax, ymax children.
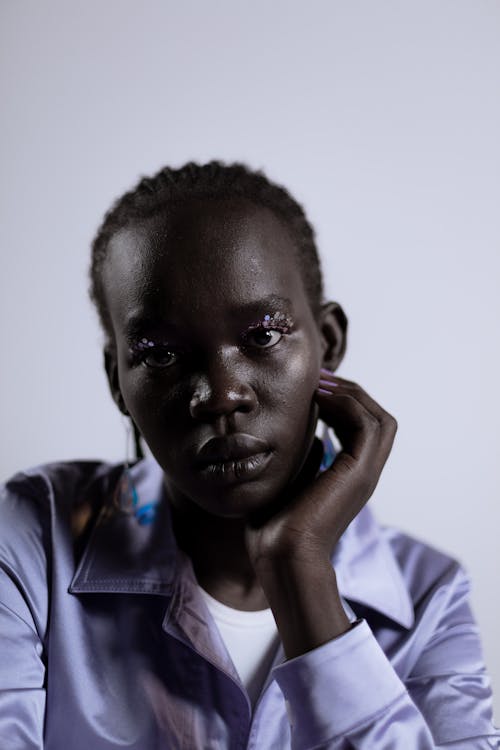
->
<box><xmin>267</xmin><ymin>561</ymin><xmax>500</xmax><ymax>749</ymax></box>
<box><xmin>255</xmin><ymin>555</ymin><xmax>351</xmax><ymax>659</ymax></box>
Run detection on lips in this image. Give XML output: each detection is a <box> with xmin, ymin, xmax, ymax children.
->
<box><xmin>196</xmin><ymin>434</ymin><xmax>270</xmax><ymax>466</ymax></box>
<box><xmin>194</xmin><ymin>434</ymin><xmax>273</xmax><ymax>484</ymax></box>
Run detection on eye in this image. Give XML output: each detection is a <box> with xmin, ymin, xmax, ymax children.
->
<box><xmin>139</xmin><ymin>347</ymin><xmax>179</xmax><ymax>369</ymax></box>
<box><xmin>245</xmin><ymin>327</ymin><xmax>284</xmax><ymax>348</ymax></box>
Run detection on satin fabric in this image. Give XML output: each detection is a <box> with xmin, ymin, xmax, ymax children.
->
<box><xmin>0</xmin><ymin>453</ymin><xmax>499</xmax><ymax>749</ymax></box>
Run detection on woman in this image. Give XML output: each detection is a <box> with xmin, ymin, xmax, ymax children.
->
<box><xmin>1</xmin><ymin>161</ymin><xmax>498</xmax><ymax>748</ymax></box>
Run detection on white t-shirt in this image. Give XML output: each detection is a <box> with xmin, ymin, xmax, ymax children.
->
<box><xmin>198</xmin><ymin>586</ymin><xmax>279</xmax><ymax>708</ymax></box>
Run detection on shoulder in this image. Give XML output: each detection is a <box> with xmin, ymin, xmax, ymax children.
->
<box><xmin>1</xmin><ymin>458</ymin><xmax>123</xmax><ymax>515</ymax></box>
<box><xmin>0</xmin><ymin>459</ymin><xmax>124</xmax><ymax>563</ymax></box>
<box><xmin>0</xmin><ymin>460</ymin><xmax>124</xmax><ymax>640</ymax></box>
<box><xmin>383</xmin><ymin>524</ymin><xmax>469</xmax><ymax>606</ymax></box>
<box><xmin>2</xmin><ymin>458</ymin><xmax>122</xmax><ymax>503</ymax></box>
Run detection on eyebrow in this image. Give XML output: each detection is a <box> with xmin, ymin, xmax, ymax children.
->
<box><xmin>123</xmin><ymin>295</ymin><xmax>294</xmax><ymax>342</ymax></box>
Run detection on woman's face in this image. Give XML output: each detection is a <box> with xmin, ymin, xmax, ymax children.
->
<box><xmin>103</xmin><ymin>198</ymin><xmax>338</xmax><ymax>518</ymax></box>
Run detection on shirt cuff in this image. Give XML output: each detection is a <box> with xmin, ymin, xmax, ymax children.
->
<box><xmin>272</xmin><ymin>619</ymin><xmax>406</xmax><ymax>746</ymax></box>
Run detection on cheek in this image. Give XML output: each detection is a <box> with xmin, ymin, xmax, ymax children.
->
<box><xmin>262</xmin><ymin>346</ymin><xmax>320</xmax><ymax>418</ymax></box>
<box><xmin>289</xmin><ymin>346</ymin><xmax>320</xmax><ymax>384</ymax></box>
<box><xmin>119</xmin><ymin>365</ymin><xmax>185</xmax><ymax>434</ymax></box>
<box><xmin>286</xmin><ymin>335</ymin><xmax>321</xmax><ymax>386</ymax></box>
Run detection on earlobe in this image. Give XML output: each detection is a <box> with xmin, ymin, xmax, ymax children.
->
<box><xmin>319</xmin><ymin>301</ymin><xmax>348</xmax><ymax>371</ymax></box>
<box><xmin>104</xmin><ymin>347</ymin><xmax>129</xmax><ymax>415</ymax></box>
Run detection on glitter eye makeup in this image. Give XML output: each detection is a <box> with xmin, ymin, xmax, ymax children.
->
<box><xmin>129</xmin><ymin>311</ymin><xmax>295</xmax><ymax>363</ymax></box>
<box><xmin>129</xmin><ymin>337</ymin><xmax>178</xmax><ymax>368</ymax></box>
<box><xmin>133</xmin><ymin>337</ymin><xmax>157</xmax><ymax>352</ymax></box>
<box><xmin>242</xmin><ymin>311</ymin><xmax>294</xmax><ymax>349</ymax></box>
<box><xmin>247</xmin><ymin>311</ymin><xmax>294</xmax><ymax>334</ymax></box>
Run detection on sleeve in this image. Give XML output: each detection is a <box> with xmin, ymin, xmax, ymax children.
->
<box><xmin>0</xmin><ymin>568</ymin><xmax>46</xmax><ymax>750</ymax></box>
<box><xmin>272</xmin><ymin>567</ymin><xmax>500</xmax><ymax>750</ymax></box>
<box><xmin>0</xmin><ymin>477</ymin><xmax>49</xmax><ymax>750</ymax></box>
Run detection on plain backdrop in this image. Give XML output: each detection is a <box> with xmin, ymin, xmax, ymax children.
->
<box><xmin>1</xmin><ymin>0</ymin><xmax>499</xmax><ymax>720</ymax></box>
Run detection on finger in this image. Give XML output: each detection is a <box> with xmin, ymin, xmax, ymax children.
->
<box><xmin>316</xmin><ymin>383</ymin><xmax>396</xmax><ymax>444</ymax></box>
<box><xmin>319</xmin><ymin>369</ymin><xmax>391</xmax><ymax>423</ymax></box>
<box><xmin>315</xmin><ymin>379</ymin><xmax>397</xmax><ymax>480</ymax></box>
<box><xmin>318</xmin><ymin>369</ymin><xmax>397</xmax><ymax>437</ymax></box>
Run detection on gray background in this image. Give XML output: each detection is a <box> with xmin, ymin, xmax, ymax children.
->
<box><xmin>1</xmin><ymin>0</ymin><xmax>499</xmax><ymax>720</ymax></box>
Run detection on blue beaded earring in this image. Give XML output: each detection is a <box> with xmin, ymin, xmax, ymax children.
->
<box><xmin>111</xmin><ymin>417</ymin><xmax>156</xmax><ymax>525</ymax></box>
<box><xmin>113</xmin><ymin>416</ymin><xmax>140</xmax><ymax>513</ymax></box>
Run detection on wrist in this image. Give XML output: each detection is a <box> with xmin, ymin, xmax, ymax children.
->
<box><xmin>254</xmin><ymin>557</ymin><xmax>351</xmax><ymax>659</ymax></box>
<box><xmin>250</xmin><ymin>537</ymin><xmax>334</xmax><ymax>573</ymax></box>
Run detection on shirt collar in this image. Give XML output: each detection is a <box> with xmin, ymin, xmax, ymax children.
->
<box><xmin>318</xmin><ymin>422</ymin><xmax>414</xmax><ymax>629</ymax></box>
<box><xmin>70</xmin><ymin>446</ymin><xmax>414</xmax><ymax>629</ymax></box>
<box><xmin>332</xmin><ymin>505</ymin><xmax>415</xmax><ymax>628</ymax></box>
<box><xmin>69</xmin><ymin>457</ymin><xmax>177</xmax><ymax>595</ymax></box>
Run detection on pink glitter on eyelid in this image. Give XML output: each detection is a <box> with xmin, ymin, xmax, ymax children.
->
<box><xmin>129</xmin><ymin>313</ymin><xmax>294</xmax><ymax>354</ymax></box>
<box><xmin>130</xmin><ymin>337</ymin><xmax>165</xmax><ymax>354</ymax></box>
<box><xmin>248</xmin><ymin>311</ymin><xmax>294</xmax><ymax>333</ymax></box>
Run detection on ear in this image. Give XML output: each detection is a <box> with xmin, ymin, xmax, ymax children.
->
<box><xmin>104</xmin><ymin>346</ymin><xmax>129</xmax><ymax>416</ymax></box>
<box><xmin>318</xmin><ymin>301</ymin><xmax>348</xmax><ymax>371</ymax></box>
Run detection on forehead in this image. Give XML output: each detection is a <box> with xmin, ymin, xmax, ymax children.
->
<box><xmin>103</xmin><ymin>198</ymin><xmax>310</xmax><ymax>329</ymax></box>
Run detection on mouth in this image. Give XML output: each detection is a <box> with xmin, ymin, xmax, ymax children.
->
<box><xmin>195</xmin><ymin>434</ymin><xmax>273</xmax><ymax>484</ymax></box>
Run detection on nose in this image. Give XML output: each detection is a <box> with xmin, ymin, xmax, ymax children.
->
<box><xmin>189</xmin><ymin>351</ymin><xmax>257</xmax><ymax>423</ymax></box>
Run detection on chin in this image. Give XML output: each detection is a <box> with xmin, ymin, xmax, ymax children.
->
<box><xmin>165</xmin><ymin>467</ymin><xmax>290</xmax><ymax>522</ymax></box>
<box><xmin>199</xmin><ymin>476</ymin><xmax>287</xmax><ymax>519</ymax></box>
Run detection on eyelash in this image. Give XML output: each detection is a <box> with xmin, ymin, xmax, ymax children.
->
<box><xmin>130</xmin><ymin>315</ymin><xmax>294</xmax><ymax>369</ymax></box>
<box><xmin>129</xmin><ymin>339</ymin><xmax>180</xmax><ymax>369</ymax></box>
<box><xmin>242</xmin><ymin>324</ymin><xmax>290</xmax><ymax>349</ymax></box>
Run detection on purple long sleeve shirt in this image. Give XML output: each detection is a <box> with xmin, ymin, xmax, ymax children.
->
<box><xmin>0</xmin><ymin>454</ymin><xmax>499</xmax><ymax>749</ymax></box>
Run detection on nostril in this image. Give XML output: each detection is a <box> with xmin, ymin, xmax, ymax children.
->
<box><xmin>189</xmin><ymin>377</ymin><xmax>256</xmax><ymax>421</ymax></box>
<box><xmin>189</xmin><ymin>381</ymin><xmax>211</xmax><ymax>409</ymax></box>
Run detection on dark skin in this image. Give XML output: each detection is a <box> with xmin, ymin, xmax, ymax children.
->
<box><xmin>103</xmin><ymin>197</ymin><xmax>397</xmax><ymax>659</ymax></box>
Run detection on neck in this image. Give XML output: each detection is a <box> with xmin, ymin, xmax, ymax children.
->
<box><xmin>168</xmin><ymin>496</ymin><xmax>269</xmax><ymax>611</ymax></box>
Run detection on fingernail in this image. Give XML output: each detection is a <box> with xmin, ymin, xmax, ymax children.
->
<box><xmin>316</xmin><ymin>388</ymin><xmax>331</xmax><ymax>395</ymax></box>
<box><xmin>318</xmin><ymin>379</ymin><xmax>339</xmax><ymax>388</ymax></box>
<box><xmin>320</xmin><ymin>367</ymin><xmax>334</xmax><ymax>374</ymax></box>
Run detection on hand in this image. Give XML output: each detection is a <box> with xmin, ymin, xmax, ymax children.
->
<box><xmin>244</xmin><ymin>369</ymin><xmax>398</xmax><ymax>657</ymax></box>
<box><xmin>245</xmin><ymin>368</ymin><xmax>398</xmax><ymax>569</ymax></box>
